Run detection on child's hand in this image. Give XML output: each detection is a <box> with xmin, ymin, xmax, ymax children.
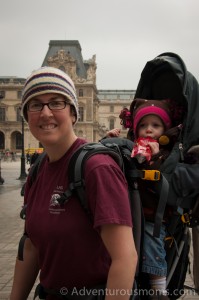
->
<box><xmin>148</xmin><ymin>141</ymin><xmax>160</xmax><ymax>155</ymax></box>
<box><xmin>107</xmin><ymin>128</ymin><xmax>121</xmax><ymax>137</ymax></box>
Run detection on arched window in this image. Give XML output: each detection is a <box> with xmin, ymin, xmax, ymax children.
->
<box><xmin>16</xmin><ymin>132</ymin><xmax>22</xmax><ymax>150</ymax></box>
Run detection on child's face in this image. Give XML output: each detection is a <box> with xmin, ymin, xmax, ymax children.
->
<box><xmin>137</xmin><ymin>115</ymin><xmax>164</xmax><ymax>139</ymax></box>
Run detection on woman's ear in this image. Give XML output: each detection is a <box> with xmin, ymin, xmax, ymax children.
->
<box><xmin>72</xmin><ymin>115</ymin><xmax>76</xmax><ymax>125</ymax></box>
<box><xmin>70</xmin><ymin>106</ymin><xmax>77</xmax><ymax>125</ymax></box>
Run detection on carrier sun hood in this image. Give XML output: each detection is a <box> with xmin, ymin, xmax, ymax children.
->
<box><xmin>134</xmin><ymin>52</ymin><xmax>199</xmax><ymax>151</ymax></box>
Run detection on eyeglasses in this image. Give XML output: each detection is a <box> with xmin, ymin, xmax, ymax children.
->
<box><xmin>27</xmin><ymin>100</ymin><xmax>70</xmax><ymax>112</ymax></box>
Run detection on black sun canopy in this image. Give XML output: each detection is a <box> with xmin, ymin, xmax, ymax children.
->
<box><xmin>134</xmin><ymin>52</ymin><xmax>199</xmax><ymax>152</ymax></box>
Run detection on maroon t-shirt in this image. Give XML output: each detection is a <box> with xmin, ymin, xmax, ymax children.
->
<box><xmin>25</xmin><ymin>138</ymin><xmax>132</xmax><ymax>294</ymax></box>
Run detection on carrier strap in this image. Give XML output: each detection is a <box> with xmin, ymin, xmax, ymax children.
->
<box><xmin>181</xmin><ymin>213</ymin><xmax>199</xmax><ymax>227</ymax></box>
<box><xmin>130</xmin><ymin>184</ymin><xmax>145</xmax><ymax>275</ymax></box>
<box><xmin>153</xmin><ymin>174</ymin><xmax>169</xmax><ymax>237</ymax></box>
<box><xmin>128</xmin><ymin>169</ymin><xmax>169</xmax><ymax>237</ymax></box>
<box><xmin>128</xmin><ymin>169</ymin><xmax>160</xmax><ymax>181</ymax></box>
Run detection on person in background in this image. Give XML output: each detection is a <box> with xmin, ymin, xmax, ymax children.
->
<box><xmin>183</xmin><ymin>146</ymin><xmax>199</xmax><ymax>294</ymax></box>
<box><xmin>10</xmin><ymin>66</ymin><xmax>137</xmax><ymax>300</ymax></box>
<box><xmin>30</xmin><ymin>151</ymin><xmax>40</xmax><ymax>165</ymax></box>
<box><xmin>26</xmin><ymin>152</ymin><xmax>31</xmax><ymax>164</ymax></box>
<box><xmin>192</xmin><ymin>226</ymin><xmax>199</xmax><ymax>293</ymax></box>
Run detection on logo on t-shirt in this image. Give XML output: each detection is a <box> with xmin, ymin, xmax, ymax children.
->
<box><xmin>49</xmin><ymin>191</ymin><xmax>66</xmax><ymax>214</ymax></box>
<box><xmin>50</xmin><ymin>194</ymin><xmax>61</xmax><ymax>207</ymax></box>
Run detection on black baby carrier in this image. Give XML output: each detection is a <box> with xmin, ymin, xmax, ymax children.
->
<box><xmin>132</xmin><ymin>52</ymin><xmax>199</xmax><ymax>299</ymax></box>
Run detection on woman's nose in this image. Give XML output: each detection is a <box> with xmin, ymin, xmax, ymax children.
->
<box><xmin>40</xmin><ymin>104</ymin><xmax>53</xmax><ymax>116</ymax></box>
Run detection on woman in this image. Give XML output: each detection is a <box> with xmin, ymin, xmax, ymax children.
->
<box><xmin>10</xmin><ymin>67</ymin><xmax>137</xmax><ymax>300</ymax></box>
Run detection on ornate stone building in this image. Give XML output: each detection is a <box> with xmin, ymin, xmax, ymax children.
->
<box><xmin>0</xmin><ymin>77</ymin><xmax>24</xmax><ymax>152</ymax></box>
<box><xmin>98</xmin><ymin>90</ymin><xmax>135</xmax><ymax>136</ymax></box>
<box><xmin>0</xmin><ymin>40</ymin><xmax>135</xmax><ymax>154</ymax></box>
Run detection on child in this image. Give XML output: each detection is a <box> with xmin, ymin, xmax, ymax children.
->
<box><xmin>108</xmin><ymin>98</ymin><xmax>181</xmax><ymax>300</ymax></box>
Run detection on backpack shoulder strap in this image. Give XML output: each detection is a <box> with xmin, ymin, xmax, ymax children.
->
<box><xmin>18</xmin><ymin>152</ymin><xmax>46</xmax><ymax>260</ymax></box>
<box><xmin>59</xmin><ymin>142</ymin><xmax>123</xmax><ymax>215</ymax></box>
<box><xmin>28</xmin><ymin>152</ymin><xmax>46</xmax><ymax>186</ymax></box>
<box><xmin>20</xmin><ymin>152</ymin><xmax>46</xmax><ymax>219</ymax></box>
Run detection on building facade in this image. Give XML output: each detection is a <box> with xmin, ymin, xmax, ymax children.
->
<box><xmin>98</xmin><ymin>90</ymin><xmax>135</xmax><ymax>136</ymax></box>
<box><xmin>0</xmin><ymin>40</ymin><xmax>135</xmax><ymax>154</ymax></box>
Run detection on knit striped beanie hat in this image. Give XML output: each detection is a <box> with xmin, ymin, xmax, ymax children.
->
<box><xmin>21</xmin><ymin>66</ymin><xmax>79</xmax><ymax>124</ymax></box>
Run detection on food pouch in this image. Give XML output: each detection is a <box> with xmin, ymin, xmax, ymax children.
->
<box><xmin>131</xmin><ymin>137</ymin><xmax>157</xmax><ymax>163</ymax></box>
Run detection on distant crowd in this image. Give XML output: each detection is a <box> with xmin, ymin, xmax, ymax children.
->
<box><xmin>26</xmin><ymin>151</ymin><xmax>40</xmax><ymax>165</ymax></box>
<box><xmin>0</xmin><ymin>150</ymin><xmax>41</xmax><ymax>164</ymax></box>
<box><xmin>0</xmin><ymin>151</ymin><xmax>17</xmax><ymax>162</ymax></box>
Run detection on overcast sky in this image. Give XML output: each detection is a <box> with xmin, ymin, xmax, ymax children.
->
<box><xmin>1</xmin><ymin>0</ymin><xmax>199</xmax><ymax>89</ymax></box>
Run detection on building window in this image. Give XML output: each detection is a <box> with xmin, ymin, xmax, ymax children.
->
<box><xmin>16</xmin><ymin>132</ymin><xmax>22</xmax><ymax>149</ymax></box>
<box><xmin>0</xmin><ymin>107</ymin><xmax>5</xmax><ymax>121</ymax></box>
<box><xmin>16</xmin><ymin>107</ymin><xmax>22</xmax><ymax>121</ymax></box>
<box><xmin>110</xmin><ymin>105</ymin><xmax>114</xmax><ymax>113</ymax></box>
<box><xmin>0</xmin><ymin>132</ymin><xmax>5</xmax><ymax>149</ymax></box>
<box><xmin>59</xmin><ymin>66</ymin><xmax>66</xmax><ymax>72</ymax></box>
<box><xmin>78</xmin><ymin>130</ymin><xmax>83</xmax><ymax>137</ymax></box>
<box><xmin>17</xmin><ymin>91</ymin><xmax>22</xmax><ymax>99</ymax></box>
<box><xmin>79</xmin><ymin>107</ymin><xmax>84</xmax><ymax>122</ymax></box>
<box><xmin>0</xmin><ymin>91</ymin><xmax>5</xmax><ymax>98</ymax></box>
<box><xmin>79</xmin><ymin>89</ymin><xmax>83</xmax><ymax>97</ymax></box>
<box><xmin>109</xmin><ymin>119</ymin><xmax>115</xmax><ymax>130</ymax></box>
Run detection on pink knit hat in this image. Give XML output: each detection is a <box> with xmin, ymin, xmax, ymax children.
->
<box><xmin>131</xmin><ymin>98</ymin><xmax>172</xmax><ymax>136</ymax></box>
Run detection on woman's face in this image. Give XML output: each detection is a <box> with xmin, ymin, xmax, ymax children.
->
<box><xmin>27</xmin><ymin>93</ymin><xmax>76</xmax><ymax>148</ymax></box>
<box><xmin>137</xmin><ymin>114</ymin><xmax>164</xmax><ymax>139</ymax></box>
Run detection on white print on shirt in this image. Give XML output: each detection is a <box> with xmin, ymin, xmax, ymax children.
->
<box><xmin>56</xmin><ymin>185</ymin><xmax>63</xmax><ymax>190</ymax></box>
<box><xmin>49</xmin><ymin>186</ymin><xmax>66</xmax><ymax>214</ymax></box>
<box><xmin>50</xmin><ymin>194</ymin><xmax>62</xmax><ymax>207</ymax></box>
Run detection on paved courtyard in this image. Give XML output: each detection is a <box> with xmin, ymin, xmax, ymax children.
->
<box><xmin>0</xmin><ymin>160</ymin><xmax>198</xmax><ymax>299</ymax></box>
